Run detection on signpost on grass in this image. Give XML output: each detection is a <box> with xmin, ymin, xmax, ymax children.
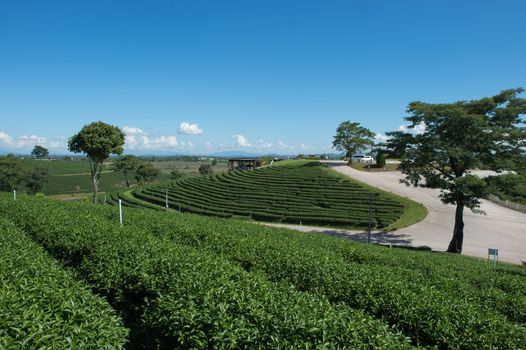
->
<box><xmin>165</xmin><ymin>189</ymin><xmax>169</xmax><ymax>209</ymax></box>
<box><xmin>13</xmin><ymin>190</ymin><xmax>16</xmax><ymax>201</ymax></box>
<box><xmin>488</xmin><ymin>248</ymin><xmax>498</xmax><ymax>270</ymax></box>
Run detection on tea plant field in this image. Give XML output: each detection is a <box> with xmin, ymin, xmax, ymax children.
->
<box><xmin>1</xmin><ymin>194</ymin><xmax>525</xmax><ymax>348</ymax></box>
<box><xmin>107</xmin><ymin>161</ymin><xmax>426</xmax><ymax>230</ymax></box>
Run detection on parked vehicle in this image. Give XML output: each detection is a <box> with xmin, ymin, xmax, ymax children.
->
<box><xmin>351</xmin><ymin>155</ymin><xmax>373</xmax><ymax>163</ymax></box>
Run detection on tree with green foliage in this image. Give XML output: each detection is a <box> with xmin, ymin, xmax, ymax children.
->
<box><xmin>113</xmin><ymin>155</ymin><xmax>141</xmax><ymax>188</ymax></box>
<box><xmin>31</xmin><ymin>145</ymin><xmax>49</xmax><ymax>159</ymax></box>
<box><xmin>0</xmin><ymin>155</ymin><xmax>26</xmax><ymax>192</ymax></box>
<box><xmin>386</xmin><ymin>88</ymin><xmax>526</xmax><ymax>253</ymax></box>
<box><xmin>375</xmin><ymin>150</ymin><xmax>386</xmax><ymax>168</ymax></box>
<box><xmin>198</xmin><ymin>163</ymin><xmax>213</xmax><ymax>175</ymax></box>
<box><xmin>135</xmin><ymin>163</ymin><xmax>160</xmax><ymax>184</ymax></box>
<box><xmin>0</xmin><ymin>155</ymin><xmax>49</xmax><ymax>194</ymax></box>
<box><xmin>169</xmin><ymin>168</ymin><xmax>184</xmax><ymax>179</ymax></box>
<box><xmin>332</xmin><ymin>121</ymin><xmax>375</xmax><ymax>160</ymax></box>
<box><xmin>25</xmin><ymin>167</ymin><xmax>49</xmax><ymax>194</ymax></box>
<box><xmin>68</xmin><ymin>122</ymin><xmax>125</xmax><ymax>203</ymax></box>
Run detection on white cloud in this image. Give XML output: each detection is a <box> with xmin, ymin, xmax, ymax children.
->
<box><xmin>398</xmin><ymin>121</ymin><xmax>426</xmax><ymax>135</ymax></box>
<box><xmin>255</xmin><ymin>139</ymin><xmax>273</xmax><ymax>149</ymax></box>
<box><xmin>0</xmin><ymin>131</ymin><xmax>67</xmax><ymax>151</ymax></box>
<box><xmin>300</xmin><ymin>143</ymin><xmax>316</xmax><ymax>151</ymax></box>
<box><xmin>16</xmin><ymin>135</ymin><xmax>48</xmax><ymax>148</ymax></box>
<box><xmin>139</xmin><ymin>135</ymin><xmax>178</xmax><ymax>149</ymax></box>
<box><xmin>123</xmin><ymin>126</ymin><xmax>179</xmax><ymax>150</ymax></box>
<box><xmin>0</xmin><ymin>131</ymin><xmax>13</xmax><ymax>146</ymax></box>
<box><xmin>205</xmin><ymin>141</ymin><xmax>212</xmax><ymax>150</ymax></box>
<box><xmin>122</xmin><ymin>126</ymin><xmax>145</xmax><ymax>135</ymax></box>
<box><xmin>233</xmin><ymin>134</ymin><xmax>251</xmax><ymax>147</ymax></box>
<box><xmin>178</xmin><ymin>122</ymin><xmax>203</xmax><ymax>135</ymax></box>
<box><xmin>375</xmin><ymin>133</ymin><xmax>389</xmax><ymax>143</ymax></box>
<box><xmin>277</xmin><ymin>140</ymin><xmax>294</xmax><ymax>152</ymax></box>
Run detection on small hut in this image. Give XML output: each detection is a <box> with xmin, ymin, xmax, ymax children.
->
<box><xmin>228</xmin><ymin>158</ymin><xmax>261</xmax><ymax>171</ymax></box>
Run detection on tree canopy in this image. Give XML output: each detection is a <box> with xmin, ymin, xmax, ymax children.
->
<box><xmin>68</xmin><ymin>122</ymin><xmax>125</xmax><ymax>202</ymax></box>
<box><xmin>198</xmin><ymin>164</ymin><xmax>213</xmax><ymax>175</ymax></box>
<box><xmin>332</xmin><ymin>121</ymin><xmax>375</xmax><ymax>159</ymax></box>
<box><xmin>113</xmin><ymin>155</ymin><xmax>142</xmax><ymax>188</ymax></box>
<box><xmin>31</xmin><ymin>145</ymin><xmax>49</xmax><ymax>159</ymax></box>
<box><xmin>135</xmin><ymin>163</ymin><xmax>160</xmax><ymax>184</ymax></box>
<box><xmin>386</xmin><ymin>88</ymin><xmax>526</xmax><ymax>253</ymax></box>
<box><xmin>0</xmin><ymin>155</ymin><xmax>48</xmax><ymax>194</ymax></box>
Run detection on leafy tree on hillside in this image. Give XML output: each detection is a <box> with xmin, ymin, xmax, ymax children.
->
<box><xmin>25</xmin><ymin>167</ymin><xmax>49</xmax><ymax>194</ymax></box>
<box><xmin>135</xmin><ymin>163</ymin><xmax>160</xmax><ymax>184</ymax></box>
<box><xmin>31</xmin><ymin>145</ymin><xmax>49</xmax><ymax>159</ymax></box>
<box><xmin>375</xmin><ymin>149</ymin><xmax>386</xmax><ymax>168</ymax></box>
<box><xmin>169</xmin><ymin>168</ymin><xmax>184</xmax><ymax>179</ymax></box>
<box><xmin>386</xmin><ymin>88</ymin><xmax>526</xmax><ymax>253</ymax></box>
<box><xmin>332</xmin><ymin>121</ymin><xmax>375</xmax><ymax>161</ymax></box>
<box><xmin>113</xmin><ymin>155</ymin><xmax>141</xmax><ymax>188</ymax></box>
<box><xmin>68</xmin><ymin>122</ymin><xmax>125</xmax><ymax>203</ymax></box>
<box><xmin>198</xmin><ymin>164</ymin><xmax>213</xmax><ymax>175</ymax></box>
<box><xmin>0</xmin><ymin>155</ymin><xmax>26</xmax><ymax>192</ymax></box>
<box><xmin>0</xmin><ymin>155</ymin><xmax>49</xmax><ymax>194</ymax></box>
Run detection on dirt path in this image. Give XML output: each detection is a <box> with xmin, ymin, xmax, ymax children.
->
<box><xmin>312</xmin><ymin>162</ymin><xmax>526</xmax><ymax>264</ymax></box>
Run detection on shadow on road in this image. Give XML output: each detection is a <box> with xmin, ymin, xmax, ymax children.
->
<box><xmin>309</xmin><ymin>228</ymin><xmax>432</xmax><ymax>250</ymax></box>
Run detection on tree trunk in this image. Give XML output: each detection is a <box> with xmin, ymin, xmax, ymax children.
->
<box><xmin>123</xmin><ymin>169</ymin><xmax>130</xmax><ymax>188</ymax></box>
<box><xmin>91</xmin><ymin>174</ymin><xmax>99</xmax><ymax>204</ymax></box>
<box><xmin>447</xmin><ymin>202</ymin><xmax>465</xmax><ymax>253</ymax></box>
<box><xmin>89</xmin><ymin>158</ymin><xmax>101</xmax><ymax>204</ymax></box>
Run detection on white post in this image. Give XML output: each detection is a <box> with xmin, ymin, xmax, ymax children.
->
<box><xmin>119</xmin><ymin>199</ymin><xmax>123</xmax><ymax>226</ymax></box>
<box><xmin>165</xmin><ymin>189</ymin><xmax>169</xmax><ymax>209</ymax></box>
<box><xmin>104</xmin><ymin>194</ymin><xmax>107</xmax><ymax>205</ymax></box>
<box><xmin>13</xmin><ymin>190</ymin><xmax>16</xmax><ymax>201</ymax></box>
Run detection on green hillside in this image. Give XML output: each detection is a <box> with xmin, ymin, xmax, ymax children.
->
<box><xmin>109</xmin><ymin>161</ymin><xmax>426</xmax><ymax>230</ymax></box>
<box><xmin>1</xmin><ymin>194</ymin><xmax>524</xmax><ymax>348</ymax></box>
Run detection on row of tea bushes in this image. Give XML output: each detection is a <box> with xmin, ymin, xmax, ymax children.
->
<box><xmin>0</xmin><ymin>195</ymin><xmax>413</xmax><ymax>349</ymax></box>
<box><xmin>118</xmin><ymin>162</ymin><xmax>406</xmax><ymax>228</ymax></box>
<box><xmin>0</xmin><ymin>218</ymin><xmax>128</xmax><ymax>349</ymax></box>
<box><xmin>94</xmin><ymin>203</ymin><xmax>526</xmax><ymax>349</ymax></box>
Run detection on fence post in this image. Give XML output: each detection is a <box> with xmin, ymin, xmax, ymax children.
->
<box><xmin>119</xmin><ymin>199</ymin><xmax>123</xmax><ymax>226</ymax></box>
<box><xmin>13</xmin><ymin>190</ymin><xmax>16</xmax><ymax>201</ymax></box>
<box><xmin>367</xmin><ymin>194</ymin><xmax>372</xmax><ymax>243</ymax></box>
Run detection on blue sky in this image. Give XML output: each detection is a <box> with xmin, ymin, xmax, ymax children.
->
<box><xmin>1</xmin><ymin>0</ymin><xmax>525</xmax><ymax>155</ymax></box>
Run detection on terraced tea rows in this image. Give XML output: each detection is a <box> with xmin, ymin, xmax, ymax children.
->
<box><xmin>0</xmin><ymin>218</ymin><xmax>127</xmax><ymax>348</ymax></box>
<box><xmin>1</xmin><ymin>195</ymin><xmax>413</xmax><ymax>349</ymax></box>
<box><xmin>3</xmin><ymin>195</ymin><xmax>525</xmax><ymax>349</ymax></box>
<box><xmin>113</xmin><ymin>162</ymin><xmax>407</xmax><ymax>228</ymax></box>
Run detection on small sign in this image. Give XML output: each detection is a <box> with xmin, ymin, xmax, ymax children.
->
<box><xmin>488</xmin><ymin>248</ymin><xmax>499</xmax><ymax>256</ymax></box>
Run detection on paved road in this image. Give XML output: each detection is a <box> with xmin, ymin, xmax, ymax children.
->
<box><xmin>318</xmin><ymin>162</ymin><xmax>526</xmax><ymax>264</ymax></box>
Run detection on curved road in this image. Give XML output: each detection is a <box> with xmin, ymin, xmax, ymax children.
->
<box><xmin>318</xmin><ymin>162</ymin><xmax>525</xmax><ymax>264</ymax></box>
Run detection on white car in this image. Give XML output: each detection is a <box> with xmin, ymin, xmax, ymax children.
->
<box><xmin>351</xmin><ymin>155</ymin><xmax>373</xmax><ymax>163</ymax></box>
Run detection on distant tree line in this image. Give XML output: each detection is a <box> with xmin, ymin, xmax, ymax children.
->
<box><xmin>0</xmin><ymin>155</ymin><xmax>48</xmax><ymax>194</ymax></box>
